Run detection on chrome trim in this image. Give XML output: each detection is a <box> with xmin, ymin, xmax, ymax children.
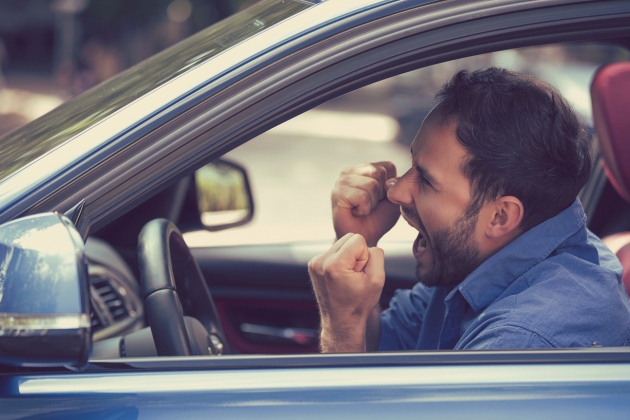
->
<box><xmin>0</xmin><ymin>314</ymin><xmax>90</xmax><ymax>336</ymax></box>
<box><xmin>0</xmin><ymin>244</ymin><xmax>12</xmax><ymax>302</ymax></box>
<box><xmin>17</xmin><ymin>363</ymin><xmax>630</xmax><ymax>394</ymax></box>
<box><xmin>0</xmin><ymin>0</ymin><xmax>395</xmax><ymax>211</ymax></box>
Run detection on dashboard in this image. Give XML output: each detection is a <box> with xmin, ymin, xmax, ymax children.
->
<box><xmin>86</xmin><ymin>237</ymin><xmax>145</xmax><ymax>342</ymax></box>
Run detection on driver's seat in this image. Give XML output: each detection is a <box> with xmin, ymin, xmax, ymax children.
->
<box><xmin>591</xmin><ymin>61</ymin><xmax>630</xmax><ymax>294</ymax></box>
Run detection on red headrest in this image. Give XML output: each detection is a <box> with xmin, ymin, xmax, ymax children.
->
<box><xmin>615</xmin><ymin>242</ymin><xmax>630</xmax><ymax>295</ymax></box>
<box><xmin>591</xmin><ymin>62</ymin><xmax>630</xmax><ymax>202</ymax></box>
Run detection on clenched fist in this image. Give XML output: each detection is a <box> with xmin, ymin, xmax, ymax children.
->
<box><xmin>308</xmin><ymin>233</ymin><xmax>385</xmax><ymax>353</ymax></box>
<box><xmin>332</xmin><ymin>161</ymin><xmax>400</xmax><ymax>247</ymax></box>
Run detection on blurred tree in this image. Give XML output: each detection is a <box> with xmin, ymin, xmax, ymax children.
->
<box><xmin>81</xmin><ymin>0</ymin><xmax>234</xmax><ymax>45</ymax></box>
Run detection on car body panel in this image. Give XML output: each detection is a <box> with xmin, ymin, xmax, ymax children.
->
<box><xmin>3</xmin><ymin>356</ymin><xmax>630</xmax><ymax>418</ymax></box>
<box><xmin>193</xmin><ymin>241</ymin><xmax>416</xmax><ymax>354</ymax></box>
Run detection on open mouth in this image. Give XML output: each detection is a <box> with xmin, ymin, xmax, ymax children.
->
<box><xmin>413</xmin><ymin>231</ymin><xmax>428</xmax><ymax>259</ymax></box>
<box><xmin>417</xmin><ymin>231</ymin><xmax>427</xmax><ymax>251</ymax></box>
<box><xmin>401</xmin><ymin>207</ymin><xmax>428</xmax><ymax>257</ymax></box>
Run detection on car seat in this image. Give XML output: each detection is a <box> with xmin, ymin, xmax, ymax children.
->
<box><xmin>590</xmin><ymin>61</ymin><xmax>630</xmax><ymax>294</ymax></box>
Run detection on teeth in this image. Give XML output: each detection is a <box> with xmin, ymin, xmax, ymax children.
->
<box><xmin>417</xmin><ymin>236</ymin><xmax>427</xmax><ymax>252</ymax></box>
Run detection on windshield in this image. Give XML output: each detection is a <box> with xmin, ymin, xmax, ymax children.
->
<box><xmin>0</xmin><ymin>0</ymin><xmax>317</xmax><ymax>184</ymax></box>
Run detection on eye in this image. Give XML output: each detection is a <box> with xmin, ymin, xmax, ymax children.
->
<box><xmin>416</xmin><ymin>171</ymin><xmax>432</xmax><ymax>188</ymax></box>
<box><xmin>412</xmin><ymin>165</ymin><xmax>435</xmax><ymax>190</ymax></box>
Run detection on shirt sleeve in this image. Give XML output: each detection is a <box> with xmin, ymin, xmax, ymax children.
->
<box><xmin>460</xmin><ymin>324</ymin><xmax>558</xmax><ymax>350</ymax></box>
<box><xmin>378</xmin><ymin>283</ymin><xmax>433</xmax><ymax>351</ymax></box>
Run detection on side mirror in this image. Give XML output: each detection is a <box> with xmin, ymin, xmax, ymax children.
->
<box><xmin>0</xmin><ymin>213</ymin><xmax>90</xmax><ymax>368</ymax></box>
<box><xmin>194</xmin><ymin>158</ymin><xmax>254</xmax><ymax>231</ymax></box>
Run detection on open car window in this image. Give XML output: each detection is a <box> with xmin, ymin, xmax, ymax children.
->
<box><xmin>70</xmin><ymin>40</ymin><xmax>630</xmax><ymax>360</ymax></box>
<box><xmin>184</xmin><ymin>42</ymin><xmax>629</xmax><ymax>249</ymax></box>
<box><xmin>165</xmin><ymin>41</ymin><xmax>630</xmax><ymax>357</ymax></box>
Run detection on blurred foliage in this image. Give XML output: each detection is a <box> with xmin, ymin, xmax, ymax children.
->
<box><xmin>195</xmin><ymin>161</ymin><xmax>249</xmax><ymax>213</ymax></box>
<box><xmin>0</xmin><ymin>0</ymin><xmax>311</xmax><ymax>183</ymax></box>
<box><xmin>81</xmin><ymin>0</ymin><xmax>234</xmax><ymax>46</ymax></box>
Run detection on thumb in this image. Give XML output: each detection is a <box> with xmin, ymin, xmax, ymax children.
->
<box><xmin>384</xmin><ymin>177</ymin><xmax>398</xmax><ymax>192</ymax></box>
<box><xmin>336</xmin><ymin>233</ymin><xmax>370</xmax><ymax>272</ymax></box>
<box><xmin>363</xmin><ymin>247</ymin><xmax>385</xmax><ymax>281</ymax></box>
<box><xmin>351</xmin><ymin>235</ymin><xmax>370</xmax><ymax>272</ymax></box>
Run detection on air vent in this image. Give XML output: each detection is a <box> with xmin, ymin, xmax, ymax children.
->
<box><xmin>88</xmin><ymin>263</ymin><xmax>142</xmax><ymax>338</ymax></box>
<box><xmin>91</xmin><ymin>275</ymin><xmax>130</xmax><ymax>322</ymax></box>
<box><xmin>85</xmin><ymin>247</ymin><xmax>143</xmax><ymax>342</ymax></box>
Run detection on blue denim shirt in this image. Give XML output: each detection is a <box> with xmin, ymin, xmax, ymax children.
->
<box><xmin>379</xmin><ymin>199</ymin><xmax>630</xmax><ymax>350</ymax></box>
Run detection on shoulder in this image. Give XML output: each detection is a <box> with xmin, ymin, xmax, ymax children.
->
<box><xmin>461</xmin><ymin>231</ymin><xmax>630</xmax><ymax>349</ymax></box>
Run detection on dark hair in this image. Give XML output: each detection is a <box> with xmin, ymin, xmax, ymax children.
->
<box><xmin>434</xmin><ymin>67</ymin><xmax>592</xmax><ymax>232</ymax></box>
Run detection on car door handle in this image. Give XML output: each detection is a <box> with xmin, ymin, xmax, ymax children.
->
<box><xmin>239</xmin><ymin>323</ymin><xmax>318</xmax><ymax>346</ymax></box>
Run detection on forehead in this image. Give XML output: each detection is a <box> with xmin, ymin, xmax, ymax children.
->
<box><xmin>410</xmin><ymin>116</ymin><xmax>470</xmax><ymax>184</ymax></box>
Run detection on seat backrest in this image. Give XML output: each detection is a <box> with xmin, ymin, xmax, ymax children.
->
<box><xmin>591</xmin><ymin>62</ymin><xmax>630</xmax><ymax>294</ymax></box>
<box><xmin>591</xmin><ymin>62</ymin><xmax>630</xmax><ymax>201</ymax></box>
<box><xmin>617</xmin><ymin>243</ymin><xmax>630</xmax><ymax>294</ymax></box>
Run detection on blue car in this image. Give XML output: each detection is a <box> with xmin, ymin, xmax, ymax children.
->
<box><xmin>1</xmin><ymin>0</ymin><xmax>630</xmax><ymax>417</ymax></box>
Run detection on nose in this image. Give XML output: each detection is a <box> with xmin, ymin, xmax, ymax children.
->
<box><xmin>386</xmin><ymin>170</ymin><xmax>413</xmax><ymax>206</ymax></box>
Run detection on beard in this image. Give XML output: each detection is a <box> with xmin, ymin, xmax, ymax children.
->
<box><xmin>402</xmin><ymin>205</ymin><xmax>484</xmax><ymax>289</ymax></box>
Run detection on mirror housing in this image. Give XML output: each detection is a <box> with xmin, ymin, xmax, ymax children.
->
<box><xmin>0</xmin><ymin>213</ymin><xmax>90</xmax><ymax>368</ymax></box>
<box><xmin>194</xmin><ymin>158</ymin><xmax>254</xmax><ymax>231</ymax></box>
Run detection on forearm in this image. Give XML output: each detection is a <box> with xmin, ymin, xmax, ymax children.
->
<box><xmin>308</xmin><ymin>233</ymin><xmax>385</xmax><ymax>354</ymax></box>
<box><xmin>320</xmin><ymin>325</ymin><xmax>366</xmax><ymax>353</ymax></box>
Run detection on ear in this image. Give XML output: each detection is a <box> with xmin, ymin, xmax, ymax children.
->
<box><xmin>485</xmin><ymin>196</ymin><xmax>523</xmax><ymax>238</ymax></box>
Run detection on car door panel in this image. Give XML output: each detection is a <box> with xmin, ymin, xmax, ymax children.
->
<box><xmin>192</xmin><ymin>242</ymin><xmax>416</xmax><ymax>354</ymax></box>
<box><xmin>4</xmin><ymin>355</ymin><xmax>630</xmax><ymax>418</ymax></box>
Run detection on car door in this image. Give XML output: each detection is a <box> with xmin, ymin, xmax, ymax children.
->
<box><xmin>2</xmin><ymin>0</ymin><xmax>630</xmax><ymax>417</ymax></box>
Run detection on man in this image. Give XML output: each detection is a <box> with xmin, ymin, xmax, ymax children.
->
<box><xmin>308</xmin><ymin>67</ymin><xmax>630</xmax><ymax>353</ymax></box>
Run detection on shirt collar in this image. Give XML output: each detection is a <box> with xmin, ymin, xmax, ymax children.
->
<box><xmin>448</xmin><ymin>198</ymin><xmax>586</xmax><ymax>313</ymax></box>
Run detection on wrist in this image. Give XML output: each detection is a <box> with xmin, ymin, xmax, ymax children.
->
<box><xmin>319</xmin><ymin>323</ymin><xmax>366</xmax><ymax>353</ymax></box>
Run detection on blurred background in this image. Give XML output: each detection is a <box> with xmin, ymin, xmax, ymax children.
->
<box><xmin>1</xmin><ymin>0</ymin><xmax>628</xmax><ymax>246</ymax></box>
<box><xmin>3</xmin><ymin>0</ymin><xmax>626</xmax><ymax>138</ymax></box>
<box><xmin>0</xmin><ymin>0</ymin><xmax>261</xmax><ymax>136</ymax></box>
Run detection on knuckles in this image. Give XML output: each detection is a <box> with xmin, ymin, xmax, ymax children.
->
<box><xmin>340</xmin><ymin>166</ymin><xmax>355</xmax><ymax>176</ymax></box>
<box><xmin>322</xmin><ymin>259</ymin><xmax>337</xmax><ymax>278</ymax></box>
<box><xmin>308</xmin><ymin>252</ymin><xmax>342</xmax><ymax>279</ymax></box>
<box><xmin>356</xmin><ymin>189</ymin><xmax>372</xmax><ymax>206</ymax></box>
<box><xmin>335</xmin><ymin>166</ymin><xmax>387</xmax><ymax>201</ymax></box>
<box><xmin>322</xmin><ymin>250</ymin><xmax>346</xmax><ymax>278</ymax></box>
<box><xmin>369</xmin><ymin>246</ymin><xmax>384</xmax><ymax>259</ymax></box>
<box><xmin>307</xmin><ymin>254</ymin><xmax>324</xmax><ymax>276</ymax></box>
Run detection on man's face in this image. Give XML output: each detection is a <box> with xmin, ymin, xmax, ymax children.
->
<box><xmin>387</xmin><ymin>114</ymin><xmax>484</xmax><ymax>288</ymax></box>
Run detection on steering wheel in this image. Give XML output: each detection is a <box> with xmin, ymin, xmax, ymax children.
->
<box><xmin>138</xmin><ymin>218</ymin><xmax>227</xmax><ymax>356</ymax></box>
